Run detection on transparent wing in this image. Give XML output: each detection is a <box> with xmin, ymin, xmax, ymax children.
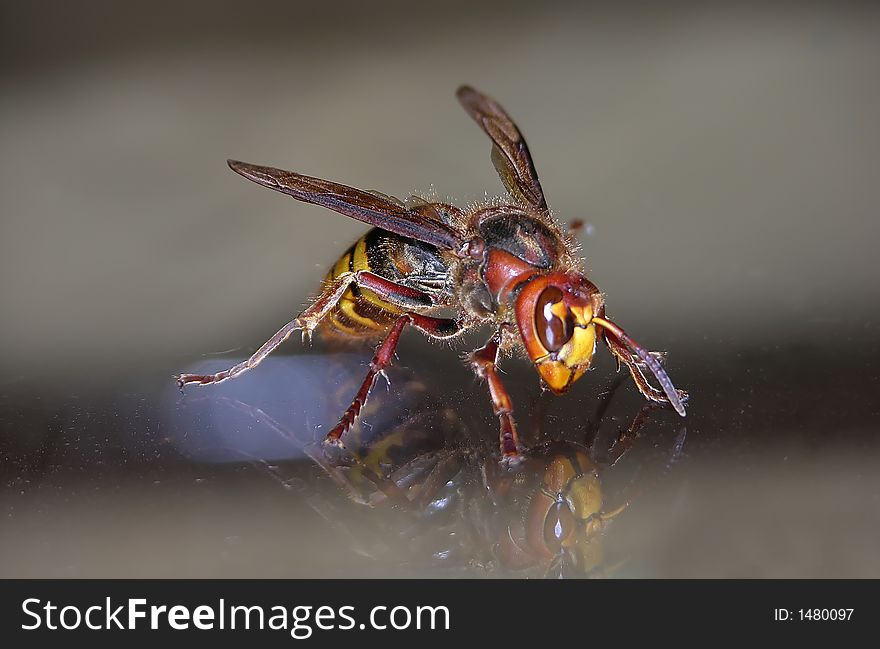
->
<box><xmin>228</xmin><ymin>160</ymin><xmax>464</xmax><ymax>251</ymax></box>
<box><xmin>456</xmin><ymin>85</ymin><xmax>548</xmax><ymax>212</ymax></box>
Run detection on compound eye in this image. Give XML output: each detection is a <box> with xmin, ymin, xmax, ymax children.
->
<box><xmin>535</xmin><ymin>286</ymin><xmax>574</xmax><ymax>352</ymax></box>
<box><xmin>543</xmin><ymin>502</ymin><xmax>576</xmax><ymax>552</ymax></box>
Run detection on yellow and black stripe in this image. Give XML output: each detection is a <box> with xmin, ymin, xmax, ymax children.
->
<box><xmin>322</xmin><ymin>229</ymin><xmax>404</xmax><ymax>339</ymax></box>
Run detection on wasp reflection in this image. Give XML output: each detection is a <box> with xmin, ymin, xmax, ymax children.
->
<box><xmin>310</xmin><ymin>394</ymin><xmax>684</xmax><ymax>578</ymax></box>
<box><xmin>165</xmin><ymin>353</ymin><xmax>685</xmax><ymax>577</ymax></box>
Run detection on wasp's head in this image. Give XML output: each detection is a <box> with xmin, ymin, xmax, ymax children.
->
<box><xmin>514</xmin><ymin>273</ymin><xmax>602</xmax><ymax>394</ymax></box>
<box><xmin>522</xmin><ymin>448</ymin><xmax>612</xmax><ymax>576</ymax></box>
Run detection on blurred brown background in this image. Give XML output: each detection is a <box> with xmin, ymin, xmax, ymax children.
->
<box><xmin>2</xmin><ymin>0</ymin><xmax>878</xmax><ymax>380</ymax></box>
<box><xmin>1</xmin><ymin>1</ymin><xmax>879</xmax><ymax>579</ymax></box>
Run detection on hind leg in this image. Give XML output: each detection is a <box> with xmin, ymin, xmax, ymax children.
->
<box><xmin>176</xmin><ymin>270</ymin><xmax>439</xmax><ymax>389</ymax></box>
<box><xmin>176</xmin><ymin>272</ymin><xmax>357</xmax><ymax>388</ymax></box>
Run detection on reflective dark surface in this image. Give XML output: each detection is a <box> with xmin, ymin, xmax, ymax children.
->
<box><xmin>2</xmin><ymin>332</ymin><xmax>879</xmax><ymax>577</ymax></box>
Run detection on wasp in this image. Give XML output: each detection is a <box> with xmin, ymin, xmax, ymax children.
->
<box><xmin>177</xmin><ymin>85</ymin><xmax>687</xmax><ymax>461</ymax></box>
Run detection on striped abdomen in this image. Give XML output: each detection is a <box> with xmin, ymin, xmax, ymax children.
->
<box><xmin>321</xmin><ymin>228</ymin><xmax>451</xmax><ymax>339</ymax></box>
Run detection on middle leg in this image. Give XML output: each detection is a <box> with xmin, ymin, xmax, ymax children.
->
<box><xmin>324</xmin><ymin>312</ymin><xmax>461</xmax><ymax>446</ymax></box>
<box><xmin>467</xmin><ymin>325</ymin><xmax>522</xmax><ymax>462</ymax></box>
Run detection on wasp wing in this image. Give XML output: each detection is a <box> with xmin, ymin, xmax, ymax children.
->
<box><xmin>456</xmin><ymin>85</ymin><xmax>548</xmax><ymax>213</ymax></box>
<box><xmin>228</xmin><ymin>160</ymin><xmax>464</xmax><ymax>251</ymax></box>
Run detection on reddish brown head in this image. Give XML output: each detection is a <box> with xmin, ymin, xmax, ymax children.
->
<box><xmin>515</xmin><ymin>273</ymin><xmax>603</xmax><ymax>394</ymax></box>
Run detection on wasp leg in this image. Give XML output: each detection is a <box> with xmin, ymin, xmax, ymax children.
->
<box><xmin>176</xmin><ymin>272</ymin><xmax>357</xmax><ymax>388</ymax></box>
<box><xmin>601</xmin><ymin>328</ymin><xmax>688</xmax><ymax>414</ymax></box>
<box><xmin>467</xmin><ymin>327</ymin><xmax>521</xmax><ymax>462</ymax></box>
<box><xmin>325</xmin><ymin>312</ymin><xmax>461</xmax><ymax>446</ymax></box>
<box><xmin>599</xmin><ymin>402</ymin><xmax>659</xmax><ymax>467</ymax></box>
<box><xmin>353</xmin><ymin>271</ymin><xmax>436</xmax><ymax>310</ymax></box>
<box><xmin>176</xmin><ymin>269</ymin><xmax>454</xmax><ymax>389</ymax></box>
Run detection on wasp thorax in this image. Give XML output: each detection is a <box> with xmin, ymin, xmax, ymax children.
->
<box><xmin>535</xmin><ymin>286</ymin><xmax>575</xmax><ymax>352</ymax></box>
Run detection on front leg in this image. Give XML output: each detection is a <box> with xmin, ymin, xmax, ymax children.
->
<box><xmin>467</xmin><ymin>326</ymin><xmax>521</xmax><ymax>462</ymax></box>
<box><xmin>603</xmin><ymin>332</ymin><xmax>688</xmax><ymax>413</ymax></box>
<box><xmin>593</xmin><ymin>316</ymin><xmax>687</xmax><ymax>416</ymax></box>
